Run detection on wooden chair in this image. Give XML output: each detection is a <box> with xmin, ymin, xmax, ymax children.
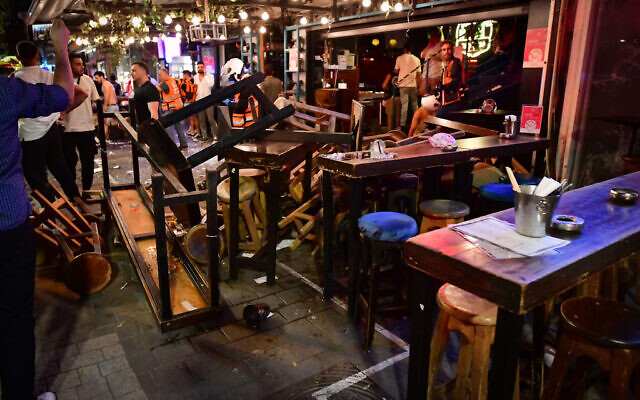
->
<box><xmin>543</xmin><ymin>297</ymin><xmax>640</xmax><ymax>399</ymax></box>
<box><xmin>419</xmin><ymin>199</ymin><xmax>470</xmax><ymax>233</ymax></box>
<box><xmin>427</xmin><ymin>284</ymin><xmax>517</xmax><ymax>400</ymax></box>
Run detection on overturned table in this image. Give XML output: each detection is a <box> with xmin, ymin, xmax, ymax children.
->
<box><xmin>404</xmin><ymin>171</ymin><xmax>640</xmax><ymax>399</ymax></box>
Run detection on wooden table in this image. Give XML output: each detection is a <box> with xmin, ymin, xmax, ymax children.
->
<box><xmin>404</xmin><ymin>171</ymin><xmax>640</xmax><ymax>400</ymax></box>
<box><xmin>225</xmin><ymin>140</ymin><xmax>315</xmax><ymax>284</ymax></box>
<box><xmin>318</xmin><ymin>135</ymin><xmax>550</xmax><ymax>314</ymax></box>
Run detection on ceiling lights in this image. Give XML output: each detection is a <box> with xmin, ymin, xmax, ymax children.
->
<box><xmin>261</xmin><ymin>12</ymin><xmax>270</xmax><ymax>20</ymax></box>
<box><xmin>300</xmin><ymin>17</ymin><xmax>308</xmax><ymax>25</ymax></box>
<box><xmin>394</xmin><ymin>2</ymin><xmax>403</xmax><ymax>11</ymax></box>
<box><xmin>239</xmin><ymin>10</ymin><xmax>248</xmax><ymax>20</ymax></box>
<box><xmin>243</xmin><ymin>26</ymin><xmax>251</xmax><ymax>34</ymax></box>
<box><xmin>381</xmin><ymin>1</ymin><xmax>390</xmax><ymax>11</ymax></box>
<box><xmin>164</xmin><ymin>14</ymin><xmax>172</xmax><ymax>24</ymax></box>
<box><xmin>191</xmin><ymin>16</ymin><xmax>201</xmax><ymax>25</ymax></box>
<box><xmin>259</xmin><ymin>26</ymin><xmax>266</xmax><ymax>34</ymax></box>
<box><xmin>217</xmin><ymin>14</ymin><xmax>225</xmax><ymax>23</ymax></box>
<box><xmin>320</xmin><ymin>16</ymin><xmax>329</xmax><ymax>24</ymax></box>
<box><xmin>362</xmin><ymin>0</ymin><xmax>371</xmax><ymax>6</ymax></box>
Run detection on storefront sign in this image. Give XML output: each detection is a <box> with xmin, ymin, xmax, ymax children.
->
<box><xmin>523</xmin><ymin>28</ymin><xmax>547</xmax><ymax>68</ymax></box>
<box><xmin>455</xmin><ymin>20</ymin><xmax>496</xmax><ymax>58</ymax></box>
<box><xmin>520</xmin><ymin>105</ymin><xmax>544</xmax><ymax>134</ymax></box>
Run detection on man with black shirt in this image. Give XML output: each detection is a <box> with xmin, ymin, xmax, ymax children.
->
<box><xmin>131</xmin><ymin>61</ymin><xmax>160</xmax><ymax>129</ymax></box>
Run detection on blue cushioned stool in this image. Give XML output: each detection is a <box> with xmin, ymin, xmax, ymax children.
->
<box><xmin>478</xmin><ymin>183</ymin><xmax>515</xmax><ymax>215</ymax></box>
<box><xmin>354</xmin><ymin>212</ymin><xmax>418</xmax><ymax>347</ymax></box>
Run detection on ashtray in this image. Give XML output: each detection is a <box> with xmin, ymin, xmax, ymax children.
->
<box><xmin>499</xmin><ymin>132</ymin><xmax>515</xmax><ymax>139</ymax></box>
<box><xmin>609</xmin><ymin>188</ymin><xmax>639</xmax><ymax>203</ymax></box>
<box><xmin>550</xmin><ymin>215</ymin><xmax>584</xmax><ymax>232</ymax></box>
<box><xmin>442</xmin><ymin>145</ymin><xmax>458</xmax><ymax>152</ymax></box>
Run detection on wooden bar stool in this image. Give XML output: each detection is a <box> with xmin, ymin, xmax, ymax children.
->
<box><xmin>354</xmin><ymin>211</ymin><xmax>418</xmax><ymax>348</ymax></box>
<box><xmin>543</xmin><ymin>297</ymin><xmax>640</xmax><ymax>399</ymax></box>
<box><xmin>428</xmin><ymin>283</ymin><xmax>502</xmax><ymax>400</ymax></box>
<box><xmin>419</xmin><ymin>199</ymin><xmax>470</xmax><ymax>233</ymax></box>
<box><xmin>218</xmin><ymin>176</ymin><xmax>266</xmax><ymax>252</ymax></box>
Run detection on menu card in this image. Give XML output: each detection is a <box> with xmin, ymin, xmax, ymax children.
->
<box><xmin>452</xmin><ymin>217</ymin><xmax>569</xmax><ymax>258</ymax></box>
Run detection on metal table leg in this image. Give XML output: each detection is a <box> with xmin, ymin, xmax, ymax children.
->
<box><xmin>488</xmin><ymin>308</ymin><xmax>525</xmax><ymax>399</ymax></box>
<box><xmin>322</xmin><ymin>170</ymin><xmax>334</xmax><ymax>301</ymax></box>
<box><xmin>229</xmin><ymin>163</ymin><xmax>240</xmax><ymax>280</ymax></box>
<box><xmin>347</xmin><ymin>178</ymin><xmax>362</xmax><ymax>316</ymax></box>
<box><xmin>266</xmin><ymin>168</ymin><xmax>280</xmax><ymax>285</ymax></box>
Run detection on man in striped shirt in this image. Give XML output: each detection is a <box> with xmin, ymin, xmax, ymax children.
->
<box><xmin>0</xmin><ymin>19</ymin><xmax>75</xmax><ymax>400</ymax></box>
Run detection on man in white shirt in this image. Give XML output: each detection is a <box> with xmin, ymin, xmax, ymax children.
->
<box><xmin>62</xmin><ymin>54</ymin><xmax>100</xmax><ymax>195</ymax></box>
<box><xmin>194</xmin><ymin>61</ymin><xmax>218</xmax><ymax>141</ymax></box>
<box><xmin>14</xmin><ymin>41</ymin><xmax>87</xmax><ymax>202</ymax></box>
<box><xmin>394</xmin><ymin>44</ymin><xmax>422</xmax><ymax>130</ymax></box>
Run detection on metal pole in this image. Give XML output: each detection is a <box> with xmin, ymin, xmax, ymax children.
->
<box><xmin>206</xmin><ymin>169</ymin><xmax>220</xmax><ymax>307</ymax></box>
<box><xmin>152</xmin><ymin>174</ymin><xmax>172</xmax><ymax>320</ymax></box>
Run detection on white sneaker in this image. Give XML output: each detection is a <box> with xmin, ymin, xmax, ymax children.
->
<box><xmin>37</xmin><ymin>392</ymin><xmax>56</xmax><ymax>400</ymax></box>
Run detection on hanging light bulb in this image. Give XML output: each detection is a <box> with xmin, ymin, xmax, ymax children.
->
<box><xmin>394</xmin><ymin>2</ymin><xmax>403</xmax><ymax>11</ymax></box>
<box><xmin>259</xmin><ymin>26</ymin><xmax>266</xmax><ymax>34</ymax></box>
<box><xmin>164</xmin><ymin>14</ymin><xmax>172</xmax><ymax>24</ymax></box>
<box><xmin>381</xmin><ymin>1</ymin><xmax>390</xmax><ymax>12</ymax></box>
<box><xmin>89</xmin><ymin>20</ymin><xmax>98</xmax><ymax>28</ymax></box>
<box><xmin>98</xmin><ymin>16</ymin><xmax>108</xmax><ymax>25</ymax></box>
<box><xmin>243</xmin><ymin>26</ymin><xmax>251</xmax><ymax>34</ymax></box>
<box><xmin>239</xmin><ymin>10</ymin><xmax>248</xmax><ymax>20</ymax></box>
<box><xmin>320</xmin><ymin>16</ymin><xmax>329</xmax><ymax>24</ymax></box>
<box><xmin>176</xmin><ymin>32</ymin><xmax>182</xmax><ymax>39</ymax></box>
<box><xmin>191</xmin><ymin>16</ymin><xmax>201</xmax><ymax>25</ymax></box>
<box><xmin>161</xmin><ymin>33</ymin><xmax>167</xmax><ymax>40</ymax></box>
<box><xmin>75</xmin><ymin>38</ymin><xmax>83</xmax><ymax>46</ymax></box>
<box><xmin>217</xmin><ymin>14</ymin><xmax>225</xmax><ymax>23</ymax></box>
<box><xmin>144</xmin><ymin>36</ymin><xmax>151</xmax><ymax>42</ymax></box>
<box><xmin>131</xmin><ymin>16</ymin><xmax>142</xmax><ymax>28</ymax></box>
<box><xmin>220</xmin><ymin>34</ymin><xmax>226</xmax><ymax>40</ymax></box>
<box><xmin>175</xmin><ymin>23</ymin><xmax>182</xmax><ymax>32</ymax></box>
<box><xmin>205</xmin><ymin>35</ymin><xmax>211</xmax><ymax>40</ymax></box>
<box><xmin>152</xmin><ymin>37</ymin><xmax>159</xmax><ymax>42</ymax></box>
<box><xmin>362</xmin><ymin>0</ymin><xmax>371</xmax><ymax>6</ymax></box>
<box><xmin>140</xmin><ymin>39</ymin><xmax>145</xmax><ymax>45</ymax></box>
<box><xmin>94</xmin><ymin>37</ymin><xmax>100</xmax><ymax>43</ymax></box>
<box><xmin>261</xmin><ymin>12</ymin><xmax>269</xmax><ymax>20</ymax></box>
<box><xmin>300</xmin><ymin>17</ymin><xmax>308</xmax><ymax>25</ymax></box>
<box><xmin>109</xmin><ymin>36</ymin><xmax>117</xmax><ymax>43</ymax></box>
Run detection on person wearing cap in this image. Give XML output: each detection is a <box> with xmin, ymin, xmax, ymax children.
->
<box><xmin>408</xmin><ymin>94</ymin><xmax>441</xmax><ymax>137</ymax></box>
<box><xmin>14</xmin><ymin>40</ymin><xmax>87</xmax><ymax>203</ymax></box>
<box><xmin>0</xmin><ymin>19</ymin><xmax>75</xmax><ymax>400</ymax></box>
<box><xmin>0</xmin><ymin>56</ymin><xmax>22</xmax><ymax>76</ymax></box>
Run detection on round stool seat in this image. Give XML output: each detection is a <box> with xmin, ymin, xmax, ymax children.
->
<box><xmin>217</xmin><ymin>176</ymin><xmax>258</xmax><ymax>203</ymax></box>
<box><xmin>437</xmin><ymin>284</ymin><xmax>497</xmax><ymax>326</ymax></box>
<box><xmin>358</xmin><ymin>212</ymin><xmax>418</xmax><ymax>242</ymax></box>
<box><xmin>381</xmin><ymin>173</ymin><xmax>419</xmax><ymax>191</ymax></box>
<box><xmin>239</xmin><ymin>168</ymin><xmax>266</xmax><ymax>179</ymax></box>
<box><xmin>419</xmin><ymin>199</ymin><xmax>470</xmax><ymax>220</ymax></box>
<box><xmin>561</xmin><ymin>297</ymin><xmax>640</xmax><ymax>349</ymax></box>
<box><xmin>479</xmin><ymin>183</ymin><xmax>514</xmax><ymax>203</ymax></box>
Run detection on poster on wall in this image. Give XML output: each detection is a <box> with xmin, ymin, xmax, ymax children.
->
<box><xmin>520</xmin><ymin>105</ymin><xmax>544</xmax><ymax>134</ymax></box>
<box><xmin>288</xmin><ymin>48</ymin><xmax>298</xmax><ymax>72</ymax></box>
<box><xmin>203</xmin><ymin>56</ymin><xmax>215</xmax><ymax>75</ymax></box>
<box><xmin>523</xmin><ymin>28</ymin><xmax>548</xmax><ymax>68</ymax></box>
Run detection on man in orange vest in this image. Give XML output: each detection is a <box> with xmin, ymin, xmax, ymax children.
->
<box><xmin>157</xmin><ymin>68</ymin><xmax>187</xmax><ymax>148</ymax></box>
<box><xmin>231</xmin><ymin>74</ymin><xmax>259</xmax><ymax>127</ymax></box>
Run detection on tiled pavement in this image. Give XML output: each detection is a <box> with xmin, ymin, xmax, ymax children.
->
<box><xmin>31</xmin><ymin>240</ymin><xmax>409</xmax><ymax>400</ymax></box>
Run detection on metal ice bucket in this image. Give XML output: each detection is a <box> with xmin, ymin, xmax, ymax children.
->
<box><xmin>514</xmin><ymin>185</ymin><xmax>561</xmax><ymax>237</ymax></box>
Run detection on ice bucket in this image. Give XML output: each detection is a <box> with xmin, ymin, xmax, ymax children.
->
<box><xmin>514</xmin><ymin>185</ymin><xmax>561</xmax><ymax>237</ymax></box>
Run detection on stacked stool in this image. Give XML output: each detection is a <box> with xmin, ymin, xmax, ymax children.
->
<box><xmin>427</xmin><ymin>284</ymin><xmax>506</xmax><ymax>400</ymax></box>
<box><xmin>543</xmin><ymin>297</ymin><xmax>640</xmax><ymax>399</ymax></box>
<box><xmin>354</xmin><ymin>211</ymin><xmax>418</xmax><ymax>348</ymax></box>
<box><xmin>419</xmin><ymin>199</ymin><xmax>470</xmax><ymax>233</ymax></box>
<box><xmin>217</xmin><ymin>176</ymin><xmax>266</xmax><ymax>253</ymax></box>
<box><xmin>380</xmin><ymin>173</ymin><xmax>419</xmax><ymax>218</ymax></box>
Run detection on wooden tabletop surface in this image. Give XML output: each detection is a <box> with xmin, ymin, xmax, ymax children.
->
<box><xmin>404</xmin><ymin>171</ymin><xmax>640</xmax><ymax>314</ymax></box>
<box><xmin>318</xmin><ymin>135</ymin><xmax>549</xmax><ymax>178</ymax></box>
<box><xmin>225</xmin><ymin>140</ymin><xmax>312</xmax><ymax>168</ymax></box>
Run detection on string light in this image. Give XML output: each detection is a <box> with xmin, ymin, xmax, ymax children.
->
<box><xmin>75</xmin><ymin>38</ymin><xmax>83</xmax><ymax>46</ymax></box>
<box><xmin>89</xmin><ymin>20</ymin><xmax>98</xmax><ymax>28</ymax></box>
<box><xmin>152</xmin><ymin>37</ymin><xmax>159</xmax><ymax>42</ymax></box>
<box><xmin>191</xmin><ymin>16</ymin><xmax>201</xmax><ymax>25</ymax></box>
<box><xmin>381</xmin><ymin>1</ymin><xmax>390</xmax><ymax>12</ymax></box>
<box><xmin>176</xmin><ymin>32</ymin><xmax>182</xmax><ymax>39</ymax></box>
<box><xmin>320</xmin><ymin>16</ymin><xmax>329</xmax><ymax>24</ymax></box>
<box><xmin>144</xmin><ymin>36</ymin><xmax>151</xmax><ymax>42</ymax></box>
<box><xmin>217</xmin><ymin>14</ymin><xmax>225</xmax><ymax>23</ymax></box>
<box><xmin>300</xmin><ymin>17</ymin><xmax>308</xmax><ymax>25</ymax></box>
<box><xmin>131</xmin><ymin>16</ymin><xmax>142</xmax><ymax>28</ymax></box>
<box><xmin>164</xmin><ymin>15</ymin><xmax>172</xmax><ymax>24</ymax></box>
<box><xmin>220</xmin><ymin>34</ymin><xmax>226</xmax><ymax>40</ymax></box>
<box><xmin>261</xmin><ymin>12</ymin><xmax>269</xmax><ymax>20</ymax></box>
<box><xmin>243</xmin><ymin>26</ymin><xmax>251</xmax><ymax>34</ymax></box>
<box><xmin>394</xmin><ymin>2</ymin><xmax>403</xmax><ymax>11</ymax></box>
<box><xmin>109</xmin><ymin>36</ymin><xmax>117</xmax><ymax>43</ymax></box>
<box><xmin>362</xmin><ymin>0</ymin><xmax>371</xmax><ymax>6</ymax></box>
<box><xmin>259</xmin><ymin>26</ymin><xmax>266</xmax><ymax>34</ymax></box>
<box><xmin>239</xmin><ymin>10</ymin><xmax>248</xmax><ymax>20</ymax></box>
<box><xmin>98</xmin><ymin>16</ymin><xmax>108</xmax><ymax>25</ymax></box>
<box><xmin>175</xmin><ymin>23</ymin><xmax>182</xmax><ymax>32</ymax></box>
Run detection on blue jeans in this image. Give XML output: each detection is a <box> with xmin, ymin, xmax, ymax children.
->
<box><xmin>162</xmin><ymin>109</ymin><xmax>187</xmax><ymax>147</ymax></box>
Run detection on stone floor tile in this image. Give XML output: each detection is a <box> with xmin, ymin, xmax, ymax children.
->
<box><xmin>35</xmin><ymin>361</ymin><xmax>60</xmax><ymax>381</ymax></box>
<box><xmin>102</xmin><ymin>343</ymin><xmax>126</xmax><ymax>360</ymax></box>
<box><xmin>220</xmin><ymin>323</ymin><xmax>255</xmax><ymax>342</ymax></box>
<box><xmin>78</xmin><ymin>364</ymin><xmax>101</xmax><ymax>384</ymax></box>
<box><xmin>76</xmin><ymin>376</ymin><xmax>110</xmax><ymax>398</ymax></box>
<box><xmin>188</xmin><ymin>329</ymin><xmax>229</xmax><ymax>352</ymax></box>
<box><xmin>118</xmin><ymin>389</ymin><xmax>148</xmax><ymax>400</ymax></box>
<box><xmin>126</xmin><ymin>351</ymin><xmax>160</xmax><ymax>373</ymax></box>
<box><xmin>99</xmin><ymin>355</ymin><xmax>131</xmax><ymax>376</ymax></box>
<box><xmin>106</xmin><ymin>368</ymin><xmax>143</xmax><ymax>397</ymax></box>
<box><xmin>77</xmin><ymin>333</ymin><xmax>119</xmax><ymax>353</ymax></box>
<box><xmin>59</xmin><ymin>349</ymin><xmax>105</xmax><ymax>372</ymax></box>
<box><xmin>55</xmin><ymin>386</ymin><xmax>79</xmax><ymax>400</ymax></box>
<box><xmin>46</xmin><ymin>370</ymin><xmax>81</xmax><ymax>392</ymax></box>
<box><xmin>150</xmin><ymin>339</ymin><xmax>195</xmax><ymax>365</ymax></box>
<box><xmin>276</xmin><ymin>287</ymin><xmax>309</xmax><ymax>305</ymax></box>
